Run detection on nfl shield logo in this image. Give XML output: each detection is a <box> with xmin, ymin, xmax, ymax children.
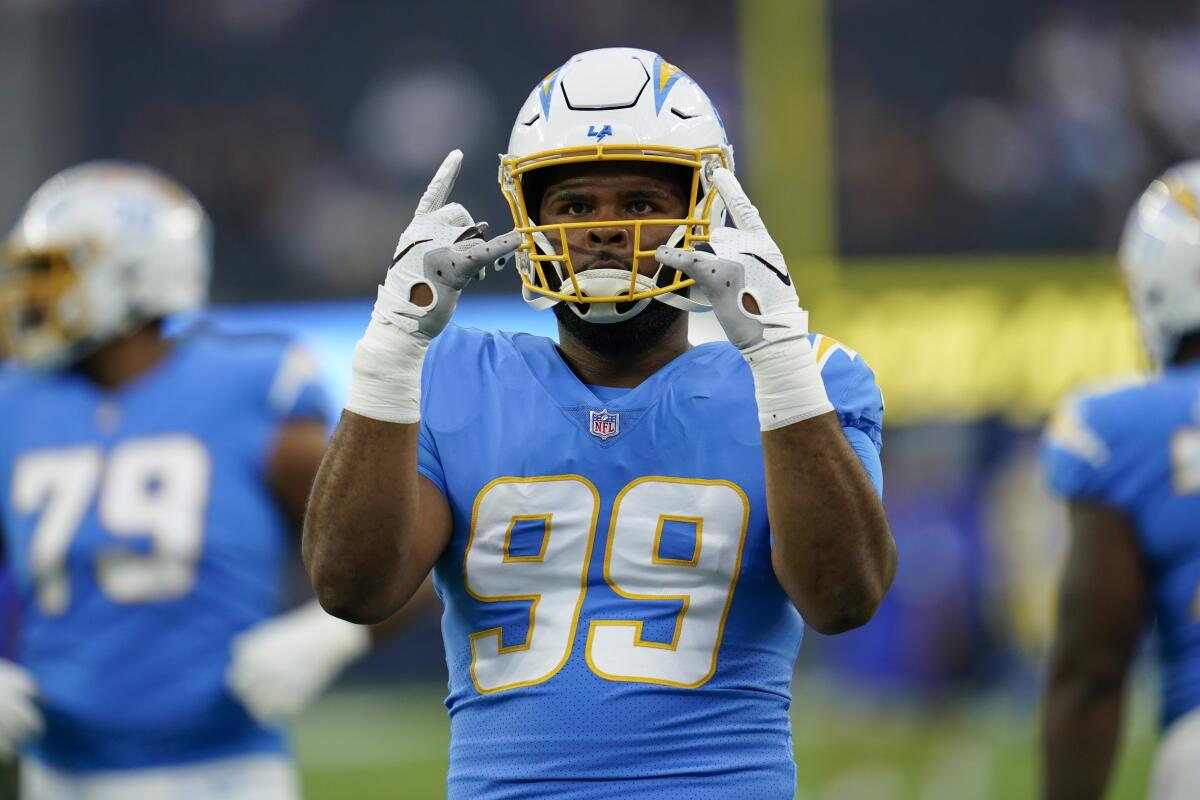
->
<box><xmin>589</xmin><ymin>409</ymin><xmax>620</xmax><ymax>440</ymax></box>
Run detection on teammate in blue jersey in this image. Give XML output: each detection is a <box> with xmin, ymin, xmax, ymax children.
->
<box><xmin>1041</xmin><ymin>161</ymin><xmax>1200</xmax><ymax>800</ymax></box>
<box><xmin>305</xmin><ymin>48</ymin><xmax>896</xmax><ymax>798</ymax></box>
<box><xmin>0</xmin><ymin>163</ymin><xmax>374</xmax><ymax>799</ymax></box>
<box><xmin>0</xmin><ymin>567</ymin><xmax>18</xmax><ymax>663</ymax></box>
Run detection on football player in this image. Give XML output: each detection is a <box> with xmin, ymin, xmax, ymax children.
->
<box><xmin>1041</xmin><ymin>161</ymin><xmax>1200</xmax><ymax>800</ymax></box>
<box><xmin>305</xmin><ymin>48</ymin><xmax>897</xmax><ymax>798</ymax></box>
<box><xmin>0</xmin><ymin>163</ymin><xmax>373</xmax><ymax>799</ymax></box>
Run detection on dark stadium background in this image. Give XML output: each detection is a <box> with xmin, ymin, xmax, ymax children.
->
<box><xmin>4</xmin><ymin>0</ymin><xmax>1198</xmax><ymax>796</ymax></box>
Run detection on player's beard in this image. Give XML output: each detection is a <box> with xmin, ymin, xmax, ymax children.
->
<box><xmin>553</xmin><ymin>298</ymin><xmax>683</xmax><ymax>358</ymax></box>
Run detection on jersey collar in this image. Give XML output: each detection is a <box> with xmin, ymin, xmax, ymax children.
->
<box><xmin>513</xmin><ymin>332</ymin><xmax>714</xmax><ymax>412</ymax></box>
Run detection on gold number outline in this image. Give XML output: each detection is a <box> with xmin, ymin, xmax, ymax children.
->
<box><xmin>462</xmin><ymin>475</ymin><xmax>600</xmax><ymax>694</ymax></box>
<box><xmin>584</xmin><ymin>475</ymin><xmax>750</xmax><ymax>689</ymax></box>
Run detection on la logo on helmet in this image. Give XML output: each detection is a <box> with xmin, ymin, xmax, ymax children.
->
<box><xmin>586</xmin><ymin>124</ymin><xmax>613</xmax><ymax>142</ymax></box>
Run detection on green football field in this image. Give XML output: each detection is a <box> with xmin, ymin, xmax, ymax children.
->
<box><xmin>294</xmin><ymin>682</ymin><xmax>1156</xmax><ymax>800</ymax></box>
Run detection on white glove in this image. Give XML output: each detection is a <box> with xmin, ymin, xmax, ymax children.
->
<box><xmin>226</xmin><ymin>601</ymin><xmax>371</xmax><ymax>725</ymax></box>
<box><xmin>0</xmin><ymin>659</ymin><xmax>42</xmax><ymax>759</ymax></box>
<box><xmin>656</xmin><ymin>168</ymin><xmax>833</xmax><ymax>430</ymax></box>
<box><xmin>345</xmin><ymin>149</ymin><xmax>522</xmax><ymax>423</ymax></box>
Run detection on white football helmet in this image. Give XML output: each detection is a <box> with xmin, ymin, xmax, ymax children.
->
<box><xmin>499</xmin><ymin>47</ymin><xmax>734</xmax><ymax>324</ymax></box>
<box><xmin>1119</xmin><ymin>160</ymin><xmax>1200</xmax><ymax>364</ymax></box>
<box><xmin>1</xmin><ymin>161</ymin><xmax>211</xmax><ymax>367</ymax></box>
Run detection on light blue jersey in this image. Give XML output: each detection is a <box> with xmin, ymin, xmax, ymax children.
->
<box><xmin>0</xmin><ymin>326</ymin><xmax>327</xmax><ymax>771</ymax></box>
<box><xmin>419</xmin><ymin>326</ymin><xmax>884</xmax><ymax>799</ymax></box>
<box><xmin>1042</xmin><ymin>364</ymin><xmax>1200</xmax><ymax>729</ymax></box>
<box><xmin>0</xmin><ymin>567</ymin><xmax>16</xmax><ymax>660</ymax></box>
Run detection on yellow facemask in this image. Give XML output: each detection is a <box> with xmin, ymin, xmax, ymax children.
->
<box><xmin>0</xmin><ymin>244</ymin><xmax>90</xmax><ymax>365</ymax></box>
<box><xmin>499</xmin><ymin>143</ymin><xmax>730</xmax><ymax>307</ymax></box>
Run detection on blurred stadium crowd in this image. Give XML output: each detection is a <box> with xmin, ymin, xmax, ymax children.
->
<box><xmin>834</xmin><ymin>0</ymin><xmax>1200</xmax><ymax>255</ymax></box>
<box><xmin>8</xmin><ymin>1</ymin><xmax>1197</xmax><ymax>286</ymax></box>
<box><xmin>0</xmin><ymin>0</ymin><xmax>739</xmax><ymax>301</ymax></box>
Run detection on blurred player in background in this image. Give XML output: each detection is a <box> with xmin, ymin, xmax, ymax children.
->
<box><xmin>0</xmin><ymin>163</ymin><xmax>373</xmax><ymax>799</ymax></box>
<box><xmin>1041</xmin><ymin>162</ymin><xmax>1200</xmax><ymax>800</ymax></box>
<box><xmin>305</xmin><ymin>47</ymin><xmax>896</xmax><ymax>798</ymax></box>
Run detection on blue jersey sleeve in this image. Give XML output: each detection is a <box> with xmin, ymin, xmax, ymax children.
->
<box><xmin>813</xmin><ymin>334</ymin><xmax>885</xmax><ymax>453</ymax></box>
<box><xmin>1041</xmin><ymin>392</ymin><xmax>1121</xmax><ymax>505</ymax></box>
<box><xmin>0</xmin><ymin>565</ymin><xmax>18</xmax><ymax>661</ymax></box>
<box><xmin>418</xmin><ymin>424</ymin><xmax>447</xmax><ymax>495</ymax></box>
<box><xmin>845</xmin><ymin>426</ymin><xmax>883</xmax><ymax>497</ymax></box>
<box><xmin>0</xmin><ymin>366</ymin><xmax>28</xmax><ymax>453</ymax></box>
<box><xmin>417</xmin><ymin>333</ymin><xmax>451</xmax><ymax>495</ymax></box>
<box><xmin>266</xmin><ymin>342</ymin><xmax>330</xmax><ymax>424</ymax></box>
<box><xmin>811</xmin><ymin>334</ymin><xmax>885</xmax><ymax>494</ymax></box>
<box><xmin>188</xmin><ymin>329</ymin><xmax>332</xmax><ymax>477</ymax></box>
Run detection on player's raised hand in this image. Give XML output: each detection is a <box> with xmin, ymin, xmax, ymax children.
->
<box><xmin>655</xmin><ymin>168</ymin><xmax>807</xmax><ymax>354</ymax></box>
<box><xmin>346</xmin><ymin>150</ymin><xmax>520</xmax><ymax>423</ymax></box>
<box><xmin>0</xmin><ymin>659</ymin><xmax>43</xmax><ymax>759</ymax></box>
<box><xmin>377</xmin><ymin>149</ymin><xmax>522</xmax><ymax>342</ymax></box>
<box><xmin>657</xmin><ymin>168</ymin><xmax>832</xmax><ymax>430</ymax></box>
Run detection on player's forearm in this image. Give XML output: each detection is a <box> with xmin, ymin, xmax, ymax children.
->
<box><xmin>303</xmin><ymin>411</ymin><xmax>419</xmax><ymax>624</ymax></box>
<box><xmin>1041</xmin><ymin>668</ymin><xmax>1125</xmax><ymax>800</ymax></box>
<box><xmin>763</xmin><ymin>412</ymin><xmax>895</xmax><ymax>634</ymax></box>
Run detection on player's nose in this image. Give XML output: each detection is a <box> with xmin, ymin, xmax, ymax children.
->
<box><xmin>586</xmin><ymin>225</ymin><xmax>630</xmax><ymax>248</ymax></box>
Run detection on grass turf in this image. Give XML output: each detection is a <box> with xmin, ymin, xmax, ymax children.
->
<box><xmin>295</xmin><ymin>683</ymin><xmax>1155</xmax><ymax>800</ymax></box>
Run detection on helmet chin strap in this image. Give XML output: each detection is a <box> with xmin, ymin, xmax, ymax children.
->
<box><xmin>557</xmin><ymin>269</ymin><xmax>653</xmax><ymax>324</ymax></box>
<box><xmin>520</xmin><ymin>216</ymin><xmax>721</xmax><ymax>318</ymax></box>
<box><xmin>658</xmin><ymin>177</ymin><xmax>726</xmax><ymax>313</ymax></box>
<box><xmin>649</xmin><ymin>223</ymin><xmax>713</xmax><ymax>314</ymax></box>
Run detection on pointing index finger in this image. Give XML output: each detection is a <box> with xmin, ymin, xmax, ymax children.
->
<box><xmin>456</xmin><ymin>230</ymin><xmax>524</xmax><ymax>270</ymax></box>
<box><xmin>712</xmin><ymin>168</ymin><xmax>766</xmax><ymax>232</ymax></box>
<box><xmin>655</xmin><ymin>245</ymin><xmax>717</xmax><ymax>280</ymax></box>
<box><xmin>416</xmin><ymin>150</ymin><xmax>464</xmax><ymax>215</ymax></box>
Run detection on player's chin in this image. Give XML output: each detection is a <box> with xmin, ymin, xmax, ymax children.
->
<box><xmin>553</xmin><ymin>299</ymin><xmax>682</xmax><ymax>356</ymax></box>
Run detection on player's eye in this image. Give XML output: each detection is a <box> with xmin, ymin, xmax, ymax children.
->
<box><xmin>562</xmin><ymin>202</ymin><xmax>591</xmax><ymax>217</ymax></box>
<box><xmin>627</xmin><ymin>200</ymin><xmax>655</xmax><ymax>215</ymax></box>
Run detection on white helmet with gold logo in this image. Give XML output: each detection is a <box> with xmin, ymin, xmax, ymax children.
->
<box><xmin>500</xmin><ymin>47</ymin><xmax>734</xmax><ymax>324</ymax></box>
<box><xmin>2</xmin><ymin>161</ymin><xmax>211</xmax><ymax>367</ymax></box>
<box><xmin>1119</xmin><ymin>160</ymin><xmax>1200</xmax><ymax>364</ymax></box>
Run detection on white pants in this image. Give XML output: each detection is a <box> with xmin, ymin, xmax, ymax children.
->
<box><xmin>1150</xmin><ymin>707</ymin><xmax>1200</xmax><ymax>800</ymax></box>
<box><xmin>21</xmin><ymin>753</ymin><xmax>300</xmax><ymax>800</ymax></box>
